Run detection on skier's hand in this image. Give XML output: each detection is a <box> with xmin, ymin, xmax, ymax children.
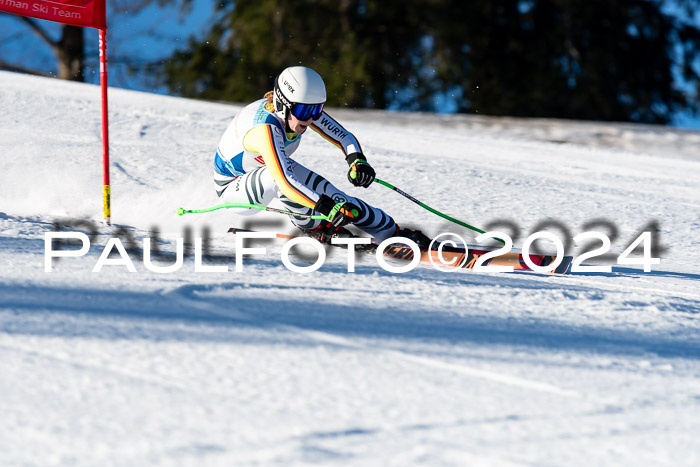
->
<box><xmin>346</xmin><ymin>152</ymin><xmax>375</xmax><ymax>188</ymax></box>
<box><xmin>314</xmin><ymin>194</ymin><xmax>361</xmax><ymax>228</ymax></box>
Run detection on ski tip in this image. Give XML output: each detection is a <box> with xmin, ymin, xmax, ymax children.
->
<box><xmin>177</xmin><ymin>207</ymin><xmax>185</xmax><ymax>216</ymax></box>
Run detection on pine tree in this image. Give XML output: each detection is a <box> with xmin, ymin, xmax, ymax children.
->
<box><xmin>161</xmin><ymin>0</ymin><xmax>700</xmax><ymax>123</ymax></box>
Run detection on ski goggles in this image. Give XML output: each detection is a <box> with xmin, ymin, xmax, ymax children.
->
<box><xmin>290</xmin><ymin>102</ymin><xmax>324</xmax><ymax>121</ymax></box>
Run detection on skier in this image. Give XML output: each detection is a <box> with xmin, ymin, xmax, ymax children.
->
<box><xmin>213</xmin><ymin>65</ymin><xmax>429</xmax><ymax>248</ymax></box>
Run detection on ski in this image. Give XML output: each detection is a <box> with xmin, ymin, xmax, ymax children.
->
<box><xmin>227</xmin><ymin>227</ymin><xmax>573</xmax><ymax>274</ymax></box>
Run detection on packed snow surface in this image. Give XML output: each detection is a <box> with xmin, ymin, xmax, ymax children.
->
<box><xmin>1</xmin><ymin>71</ymin><xmax>699</xmax><ymax>466</ymax></box>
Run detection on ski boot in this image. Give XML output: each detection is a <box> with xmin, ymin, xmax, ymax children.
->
<box><xmin>394</xmin><ymin>227</ymin><xmax>433</xmax><ymax>251</ymax></box>
<box><xmin>302</xmin><ymin>222</ymin><xmax>354</xmax><ymax>244</ymax></box>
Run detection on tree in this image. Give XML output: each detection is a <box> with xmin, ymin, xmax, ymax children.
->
<box><xmin>161</xmin><ymin>0</ymin><xmax>424</xmax><ymax>108</ymax></box>
<box><xmin>162</xmin><ymin>0</ymin><xmax>700</xmax><ymax>123</ymax></box>
<box><xmin>430</xmin><ymin>0</ymin><xmax>700</xmax><ymax>123</ymax></box>
<box><xmin>0</xmin><ymin>16</ymin><xmax>84</xmax><ymax>80</ymax></box>
<box><xmin>0</xmin><ymin>1</ymin><xmax>189</xmax><ymax>83</ymax></box>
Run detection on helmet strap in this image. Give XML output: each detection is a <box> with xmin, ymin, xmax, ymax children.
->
<box><xmin>284</xmin><ymin>109</ymin><xmax>293</xmax><ymax>133</ymax></box>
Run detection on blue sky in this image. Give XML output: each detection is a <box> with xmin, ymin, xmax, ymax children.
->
<box><xmin>1</xmin><ymin>2</ymin><xmax>698</xmax><ymax>129</ymax></box>
<box><xmin>0</xmin><ymin>1</ymin><xmax>215</xmax><ymax>91</ymax></box>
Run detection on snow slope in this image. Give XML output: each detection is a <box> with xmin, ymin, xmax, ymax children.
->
<box><xmin>1</xmin><ymin>71</ymin><xmax>699</xmax><ymax>466</ymax></box>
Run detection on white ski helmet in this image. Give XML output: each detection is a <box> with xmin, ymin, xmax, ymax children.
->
<box><xmin>273</xmin><ymin>66</ymin><xmax>327</xmax><ymax>121</ymax></box>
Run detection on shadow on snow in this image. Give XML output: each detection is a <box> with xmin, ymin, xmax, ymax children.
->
<box><xmin>0</xmin><ymin>275</ymin><xmax>698</xmax><ymax>361</ymax></box>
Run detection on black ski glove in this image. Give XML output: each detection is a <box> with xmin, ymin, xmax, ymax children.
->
<box><xmin>346</xmin><ymin>152</ymin><xmax>375</xmax><ymax>188</ymax></box>
<box><xmin>314</xmin><ymin>194</ymin><xmax>361</xmax><ymax>228</ymax></box>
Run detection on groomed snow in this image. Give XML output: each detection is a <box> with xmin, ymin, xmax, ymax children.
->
<box><xmin>1</xmin><ymin>71</ymin><xmax>699</xmax><ymax>466</ymax></box>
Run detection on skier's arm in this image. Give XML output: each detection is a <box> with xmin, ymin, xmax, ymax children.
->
<box><xmin>242</xmin><ymin>124</ymin><xmax>319</xmax><ymax>209</ymax></box>
<box><xmin>310</xmin><ymin>112</ymin><xmax>363</xmax><ymax>156</ymax></box>
<box><xmin>311</xmin><ymin>112</ymin><xmax>375</xmax><ymax>188</ymax></box>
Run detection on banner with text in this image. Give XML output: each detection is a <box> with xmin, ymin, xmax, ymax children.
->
<box><xmin>0</xmin><ymin>0</ymin><xmax>106</xmax><ymax>29</ymax></box>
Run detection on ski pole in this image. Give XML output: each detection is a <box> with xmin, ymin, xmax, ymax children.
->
<box><xmin>374</xmin><ymin>178</ymin><xmax>505</xmax><ymax>244</ymax></box>
<box><xmin>177</xmin><ymin>203</ymin><xmax>329</xmax><ymax>220</ymax></box>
